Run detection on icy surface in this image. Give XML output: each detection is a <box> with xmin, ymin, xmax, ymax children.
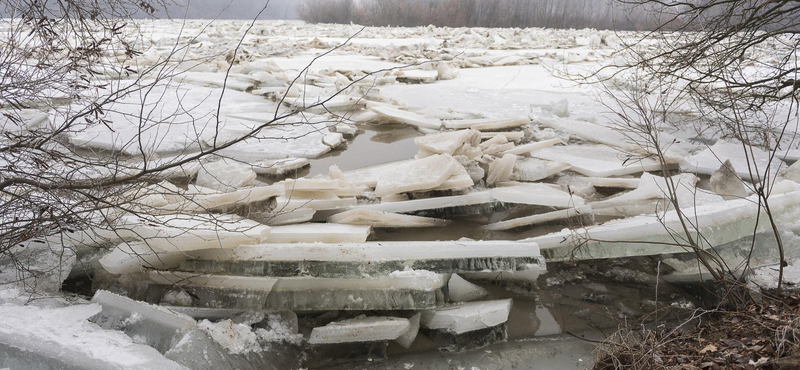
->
<box><xmin>680</xmin><ymin>141</ymin><xmax>786</xmax><ymax>181</ymax></box>
<box><xmin>533</xmin><ymin>144</ymin><xmax>665</xmax><ymax>177</ymax></box>
<box><xmin>374</xmin><ymin>154</ymin><xmax>458</xmax><ymax>197</ymax></box>
<box><xmin>309</xmin><ymin>316</ymin><xmax>411</xmax><ymax>344</ymax></box>
<box><xmin>491</xmin><ymin>183</ymin><xmax>585</xmax><ymax>207</ymax></box>
<box><xmin>420</xmin><ymin>299</ymin><xmax>513</xmax><ymax>334</ymax></box>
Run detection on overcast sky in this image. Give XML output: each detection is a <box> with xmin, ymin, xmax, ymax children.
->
<box><xmin>156</xmin><ymin>0</ymin><xmax>299</xmax><ymax>20</ymax></box>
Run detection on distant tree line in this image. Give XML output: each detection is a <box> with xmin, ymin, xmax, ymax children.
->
<box><xmin>296</xmin><ymin>0</ymin><xmax>662</xmax><ymax>30</ymax></box>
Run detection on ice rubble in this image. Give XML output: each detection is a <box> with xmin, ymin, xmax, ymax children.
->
<box><xmin>680</xmin><ymin>140</ymin><xmax>786</xmax><ymax>181</ymax></box>
<box><xmin>0</xmin><ymin>303</ymin><xmax>187</xmax><ymax>370</ymax></box>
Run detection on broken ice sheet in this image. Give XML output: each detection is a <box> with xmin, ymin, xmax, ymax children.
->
<box><xmin>99</xmin><ymin>242</ymin><xmax>185</xmax><ymax>275</ymax></box>
<box><xmin>680</xmin><ymin>140</ymin><xmax>786</xmax><ymax>181</ymax></box>
<box><xmin>532</xmin><ymin>144</ymin><xmax>666</xmax><ymax>177</ymax></box>
<box><xmin>443</xmin><ymin>118</ymin><xmax>529</xmax><ymax>131</ymax></box>
<box><xmin>195</xmin><ymin>158</ymin><xmax>257</xmax><ymax>192</ymax></box>
<box><xmin>354</xmin><ymin>190</ymin><xmax>496</xmax><ymax>217</ymax></box>
<box><xmin>326</xmin><ymin>209</ymin><xmax>452</xmax><ymax>228</ymax></box>
<box><xmin>491</xmin><ymin>183</ymin><xmax>586</xmax><ymax>207</ymax></box>
<box><xmin>486</xmin><ymin>153</ymin><xmax>517</xmax><ymax>185</ymax></box>
<box><xmin>179</xmin><ymin>240</ymin><xmax>545</xmax><ymax>278</ymax></box>
<box><xmin>591</xmin><ymin>172</ymin><xmax>723</xmax><ymax>211</ymax></box>
<box><xmin>309</xmin><ymin>316</ymin><xmax>411</xmax><ymax>344</ymax></box>
<box><xmin>251</xmin><ymin>157</ymin><xmax>309</xmax><ymax>176</ymax></box>
<box><xmin>414</xmin><ymin>129</ymin><xmax>480</xmax><ymax>156</ymax></box>
<box><xmin>420</xmin><ymin>299</ymin><xmax>513</xmax><ymax>334</ymax></box>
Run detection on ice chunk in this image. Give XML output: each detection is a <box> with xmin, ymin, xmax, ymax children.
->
<box><xmin>165</xmin><ymin>326</ymin><xmax>301</xmax><ymax>370</ymax></box>
<box><xmin>180</xmin><ymin>240</ymin><xmax>545</xmax><ymax>278</ymax></box>
<box><xmin>710</xmin><ymin>159</ymin><xmax>748</xmax><ymax>200</ymax></box>
<box><xmin>532</xmin><ymin>144</ymin><xmax>666</xmax><ymax>177</ymax></box>
<box><xmin>548</xmin><ymin>99</ymin><xmax>569</xmax><ymax>117</ymax></box>
<box><xmin>154</xmin><ymin>184</ymin><xmax>285</xmax><ymax>213</ymax></box>
<box><xmin>486</xmin><ymin>154</ymin><xmax>517</xmax><ymax>185</ymax></box>
<box><xmin>252</xmin><ymin>158</ymin><xmax>309</xmax><ymax>176</ymax></box>
<box><xmin>437</xmin><ymin>63</ymin><xmax>459</xmax><ymax>80</ymax></box>
<box><xmin>680</xmin><ymin>141</ymin><xmax>786</xmax><ymax>181</ymax></box>
<box><xmin>99</xmin><ymin>242</ymin><xmax>185</xmax><ymax>275</ymax></box>
<box><xmin>0</xmin><ymin>303</ymin><xmax>187</xmax><ymax>370</ymax></box>
<box><xmin>273</xmin><ymin>194</ymin><xmax>357</xmax><ymax>212</ymax></box>
<box><xmin>341</xmin><ymin>159</ymin><xmax>414</xmax><ymax>187</ymax></box>
<box><xmin>0</xmin><ymin>242</ymin><xmax>76</xmax><ymax>293</ymax></box>
<box><xmin>444</xmin><ymin>118</ymin><xmax>529</xmax><ymax>131</ymax></box>
<box><xmin>196</xmin><ymin>159</ymin><xmax>257</xmax><ymax>192</ymax></box>
<box><xmin>491</xmin><ymin>183</ymin><xmax>585</xmax><ymax>207</ymax></box>
<box><xmin>395</xmin><ymin>313</ymin><xmax>421</xmax><ymax>348</ymax></box>
<box><xmin>514</xmin><ymin>157</ymin><xmax>571</xmax><ymax>181</ymax></box>
<box><xmin>309</xmin><ymin>316</ymin><xmax>411</xmax><ymax>344</ymax></box>
<box><xmin>374</xmin><ymin>154</ymin><xmax>458</xmax><ymax>197</ymax></box>
<box><xmin>91</xmin><ymin>290</ymin><xmax>196</xmax><ymax>353</ymax></box>
<box><xmin>448</xmin><ymin>274</ymin><xmax>489</xmax><ymax>302</ymax></box>
<box><xmin>283</xmin><ymin>178</ymin><xmax>342</xmax><ymax>191</ymax></box>
<box><xmin>267</xmin><ymin>223</ymin><xmax>371</xmax><ymax>243</ymax></box>
<box><xmin>397</xmin><ymin>69</ymin><xmax>439</xmax><ymax>83</ymax></box>
<box><xmin>503</xmin><ymin>138</ymin><xmax>561</xmax><ymax>156</ymax></box>
<box><xmin>117</xmin><ymin>214</ymin><xmax>269</xmax><ymax>252</ymax></box>
<box><xmin>422</xmin><ymin>323</ymin><xmax>507</xmax><ymax>352</ymax></box>
<box><xmin>420</xmin><ymin>299</ymin><xmax>513</xmax><ymax>334</ymax></box>
<box><xmin>481</xmin><ymin>131</ymin><xmax>525</xmax><ymax>141</ymax></box>
<box><xmin>483</xmin><ymin>205</ymin><xmax>593</xmax><ymax>231</ymax></box>
<box><xmin>371</xmin><ymin>105</ymin><xmax>442</xmax><ymax>130</ymax></box>
<box><xmin>414</xmin><ymin>130</ymin><xmax>479</xmax><ymax>156</ymax></box>
<box><xmin>327</xmin><ymin>209</ymin><xmax>452</xmax><ymax>228</ymax></box>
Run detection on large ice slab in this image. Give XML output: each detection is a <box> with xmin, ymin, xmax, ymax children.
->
<box><xmin>532</xmin><ymin>144</ymin><xmax>665</xmax><ymax>177</ymax></box>
<box><xmin>491</xmin><ymin>183</ymin><xmax>585</xmax><ymax>207</ymax></box>
<box><xmin>533</xmin><ymin>188</ymin><xmax>800</xmax><ymax>262</ymax></box>
<box><xmin>91</xmin><ymin>290</ymin><xmax>196</xmax><ymax>353</ymax></box>
<box><xmin>680</xmin><ymin>140</ymin><xmax>786</xmax><ymax>181</ymax></box>
<box><xmin>195</xmin><ymin>159</ymin><xmax>257</xmax><ymax>192</ymax></box>
<box><xmin>420</xmin><ymin>299</ymin><xmax>513</xmax><ymax>334</ymax></box>
<box><xmin>126</xmin><ymin>270</ymin><xmax>447</xmax><ymax>311</ymax></box>
<box><xmin>327</xmin><ymin>209</ymin><xmax>452</xmax><ymax>228</ymax></box>
<box><xmin>592</xmin><ymin>173</ymin><xmax>723</xmax><ymax>210</ymax></box>
<box><xmin>99</xmin><ymin>242</ymin><xmax>185</xmax><ymax>275</ymax></box>
<box><xmin>503</xmin><ymin>138</ymin><xmax>562</xmax><ymax>156</ymax></box>
<box><xmin>309</xmin><ymin>316</ymin><xmax>411</xmax><ymax>344</ymax></box>
<box><xmin>0</xmin><ymin>303</ymin><xmax>187</xmax><ymax>370</ymax></box>
<box><xmin>267</xmin><ymin>223</ymin><xmax>371</xmax><ymax>243</ymax></box>
<box><xmin>179</xmin><ymin>240</ymin><xmax>545</xmax><ymax>278</ymax></box>
<box><xmin>414</xmin><ymin>129</ymin><xmax>480</xmax><ymax>156</ymax></box>
<box><xmin>374</xmin><ymin>154</ymin><xmax>458</xmax><ymax>197</ymax></box>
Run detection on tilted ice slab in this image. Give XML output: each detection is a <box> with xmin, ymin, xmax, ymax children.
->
<box><xmin>213</xmin><ymin>118</ymin><xmax>344</xmax><ymax>161</ymax></box>
<box><xmin>491</xmin><ymin>183</ymin><xmax>585</xmax><ymax>207</ymax></box>
<box><xmin>116</xmin><ymin>214</ymin><xmax>269</xmax><ymax>252</ymax></box>
<box><xmin>420</xmin><ymin>299</ymin><xmax>513</xmax><ymax>334</ymax></box>
<box><xmin>135</xmin><ymin>270</ymin><xmax>447</xmax><ymax>311</ymax></box>
<box><xmin>309</xmin><ymin>316</ymin><xmax>411</xmax><ymax>344</ymax></box>
<box><xmin>503</xmin><ymin>138</ymin><xmax>562</xmax><ymax>156</ymax></box>
<box><xmin>582</xmin><ymin>177</ymin><xmax>640</xmax><ymax>189</ymax></box>
<box><xmin>533</xmin><ymin>188</ymin><xmax>800</xmax><ymax>262</ymax></box>
<box><xmin>99</xmin><ymin>242</ymin><xmax>185</xmax><ymax>275</ymax></box>
<box><xmin>371</xmin><ymin>105</ymin><xmax>442</xmax><ymax>130</ymax></box>
<box><xmin>680</xmin><ymin>140</ymin><xmax>786</xmax><ymax>181</ymax></box>
<box><xmin>483</xmin><ymin>205</ymin><xmax>593</xmax><ymax>231</ymax></box>
<box><xmin>532</xmin><ymin>144</ymin><xmax>665</xmax><ymax>177</ymax></box>
<box><xmin>486</xmin><ymin>154</ymin><xmax>517</xmax><ymax>185</ymax></box>
<box><xmin>91</xmin><ymin>290</ymin><xmax>196</xmax><ymax>353</ymax></box>
<box><xmin>150</xmin><ymin>184</ymin><xmax>285</xmax><ymax>213</ymax></box>
<box><xmin>252</xmin><ymin>158</ymin><xmax>309</xmax><ymax>175</ymax></box>
<box><xmin>352</xmin><ymin>190</ymin><xmax>496</xmax><ymax>215</ymax></box>
<box><xmin>374</xmin><ymin>154</ymin><xmax>458</xmax><ymax>197</ymax></box>
<box><xmin>537</xmin><ymin>117</ymin><xmax>688</xmax><ymax>162</ymax></box>
<box><xmin>591</xmin><ymin>173</ymin><xmax>724</xmax><ymax>211</ymax></box>
<box><xmin>414</xmin><ymin>129</ymin><xmax>479</xmax><ymax>156</ymax></box>
<box><xmin>327</xmin><ymin>209</ymin><xmax>452</xmax><ymax>228</ymax></box>
<box><xmin>266</xmin><ymin>223</ymin><xmax>371</xmax><ymax>243</ymax></box>
<box><xmin>514</xmin><ymin>157</ymin><xmax>571</xmax><ymax>182</ymax></box>
<box><xmin>179</xmin><ymin>240</ymin><xmax>545</xmax><ymax>278</ymax></box>
<box><xmin>0</xmin><ymin>303</ymin><xmax>187</xmax><ymax>370</ymax></box>
<box><xmin>443</xmin><ymin>118</ymin><xmax>529</xmax><ymax>131</ymax></box>
<box><xmin>342</xmin><ymin>158</ymin><xmax>470</xmax><ymax>191</ymax></box>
